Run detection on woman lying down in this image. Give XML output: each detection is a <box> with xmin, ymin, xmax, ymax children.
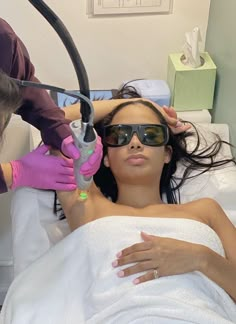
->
<box><xmin>1</xmin><ymin>99</ymin><xmax>236</xmax><ymax>324</ymax></box>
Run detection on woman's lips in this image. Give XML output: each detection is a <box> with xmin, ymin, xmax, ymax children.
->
<box><xmin>126</xmin><ymin>154</ymin><xmax>147</xmax><ymax>165</ymax></box>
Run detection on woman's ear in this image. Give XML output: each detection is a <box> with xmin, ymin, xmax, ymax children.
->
<box><xmin>103</xmin><ymin>155</ymin><xmax>110</xmax><ymax>168</ymax></box>
<box><xmin>164</xmin><ymin>145</ymin><xmax>172</xmax><ymax>164</ymax></box>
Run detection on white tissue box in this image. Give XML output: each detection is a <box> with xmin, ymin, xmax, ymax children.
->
<box><xmin>167</xmin><ymin>52</ymin><xmax>216</xmax><ymax>111</ymax></box>
<box><xmin>120</xmin><ymin>80</ymin><xmax>171</xmax><ymax>107</ymax></box>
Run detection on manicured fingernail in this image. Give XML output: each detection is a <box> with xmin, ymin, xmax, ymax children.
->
<box><xmin>175</xmin><ymin>120</ymin><xmax>183</xmax><ymax>128</ymax></box>
<box><xmin>133</xmin><ymin>278</ymin><xmax>140</xmax><ymax>285</ymax></box>
<box><xmin>117</xmin><ymin>270</ymin><xmax>124</xmax><ymax>278</ymax></box>
<box><xmin>112</xmin><ymin>260</ymin><xmax>118</xmax><ymax>267</ymax></box>
<box><xmin>116</xmin><ymin>251</ymin><xmax>122</xmax><ymax>258</ymax></box>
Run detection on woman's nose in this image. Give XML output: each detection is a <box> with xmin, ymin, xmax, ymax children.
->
<box><xmin>128</xmin><ymin>133</ymin><xmax>143</xmax><ymax>150</ymax></box>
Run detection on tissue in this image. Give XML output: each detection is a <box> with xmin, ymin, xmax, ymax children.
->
<box><xmin>167</xmin><ymin>51</ymin><xmax>217</xmax><ymax>111</ymax></box>
<box><xmin>182</xmin><ymin>27</ymin><xmax>202</xmax><ymax>68</ymax></box>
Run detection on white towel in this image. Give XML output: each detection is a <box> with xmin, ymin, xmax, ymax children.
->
<box><xmin>1</xmin><ymin>217</ymin><xmax>236</xmax><ymax>324</ymax></box>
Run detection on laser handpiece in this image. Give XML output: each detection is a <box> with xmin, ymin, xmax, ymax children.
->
<box><xmin>13</xmin><ymin>79</ymin><xmax>96</xmax><ymax>191</ymax></box>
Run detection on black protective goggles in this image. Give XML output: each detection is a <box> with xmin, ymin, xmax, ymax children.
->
<box><xmin>103</xmin><ymin>124</ymin><xmax>169</xmax><ymax>147</ymax></box>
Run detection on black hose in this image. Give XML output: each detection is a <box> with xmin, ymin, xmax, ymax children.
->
<box><xmin>28</xmin><ymin>0</ymin><xmax>91</xmax><ymax>122</ymax></box>
<box><xmin>12</xmin><ymin>78</ymin><xmax>95</xmax><ymax>126</ymax></box>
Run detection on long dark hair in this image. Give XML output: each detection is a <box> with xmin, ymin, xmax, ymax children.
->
<box><xmin>54</xmin><ymin>87</ymin><xmax>235</xmax><ymax>218</ymax></box>
<box><xmin>0</xmin><ymin>71</ymin><xmax>22</xmax><ymax>138</ymax></box>
<box><xmin>94</xmin><ymin>98</ymin><xmax>235</xmax><ymax>204</ymax></box>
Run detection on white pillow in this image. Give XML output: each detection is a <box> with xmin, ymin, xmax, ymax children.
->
<box><xmin>177</xmin><ymin>123</ymin><xmax>236</xmax><ymax>210</ymax></box>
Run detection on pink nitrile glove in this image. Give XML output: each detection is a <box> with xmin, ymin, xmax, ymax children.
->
<box><xmin>10</xmin><ymin>145</ymin><xmax>77</xmax><ymax>191</ymax></box>
<box><xmin>79</xmin><ymin>136</ymin><xmax>103</xmax><ymax>177</ymax></box>
<box><xmin>61</xmin><ymin>135</ymin><xmax>80</xmax><ymax>160</ymax></box>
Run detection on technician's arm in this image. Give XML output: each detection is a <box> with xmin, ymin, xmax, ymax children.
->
<box><xmin>0</xmin><ymin>19</ymin><xmax>71</xmax><ymax>150</ymax></box>
<box><xmin>0</xmin><ymin>145</ymin><xmax>76</xmax><ymax>194</ymax></box>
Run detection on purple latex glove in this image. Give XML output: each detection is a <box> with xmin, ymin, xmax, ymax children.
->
<box><xmin>10</xmin><ymin>145</ymin><xmax>77</xmax><ymax>191</ymax></box>
<box><xmin>61</xmin><ymin>135</ymin><xmax>80</xmax><ymax>160</ymax></box>
<box><xmin>79</xmin><ymin>136</ymin><xmax>103</xmax><ymax>177</ymax></box>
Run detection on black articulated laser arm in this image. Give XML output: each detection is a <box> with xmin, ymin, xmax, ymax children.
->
<box><xmin>15</xmin><ymin>0</ymin><xmax>97</xmax><ymax>191</ymax></box>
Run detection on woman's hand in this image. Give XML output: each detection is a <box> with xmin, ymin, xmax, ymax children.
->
<box><xmin>159</xmin><ymin>105</ymin><xmax>191</xmax><ymax>134</ymax></box>
<box><xmin>141</xmin><ymin>99</ymin><xmax>191</xmax><ymax>134</ymax></box>
<box><xmin>112</xmin><ymin>232</ymin><xmax>205</xmax><ymax>284</ymax></box>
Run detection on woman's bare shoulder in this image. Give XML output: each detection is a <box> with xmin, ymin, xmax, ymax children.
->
<box><xmin>180</xmin><ymin>198</ymin><xmax>222</xmax><ymax>225</ymax></box>
<box><xmin>183</xmin><ymin>197</ymin><xmax>220</xmax><ymax>208</ymax></box>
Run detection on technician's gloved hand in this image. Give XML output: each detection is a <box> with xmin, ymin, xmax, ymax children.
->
<box><xmin>61</xmin><ymin>135</ymin><xmax>80</xmax><ymax>160</ymax></box>
<box><xmin>10</xmin><ymin>145</ymin><xmax>76</xmax><ymax>191</ymax></box>
<box><xmin>79</xmin><ymin>136</ymin><xmax>103</xmax><ymax>177</ymax></box>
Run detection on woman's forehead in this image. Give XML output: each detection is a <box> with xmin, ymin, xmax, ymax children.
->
<box><xmin>111</xmin><ymin>104</ymin><xmax>161</xmax><ymax>124</ymax></box>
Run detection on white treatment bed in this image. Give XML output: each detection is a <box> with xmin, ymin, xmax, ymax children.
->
<box><xmin>0</xmin><ymin>122</ymin><xmax>236</xmax><ymax>324</ymax></box>
<box><xmin>10</xmin><ymin>122</ymin><xmax>236</xmax><ymax>277</ymax></box>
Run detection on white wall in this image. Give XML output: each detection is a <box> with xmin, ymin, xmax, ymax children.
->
<box><xmin>1</xmin><ymin>0</ymin><xmax>210</xmax><ymax>89</ymax></box>
<box><xmin>205</xmin><ymin>0</ymin><xmax>236</xmax><ymax>156</ymax></box>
